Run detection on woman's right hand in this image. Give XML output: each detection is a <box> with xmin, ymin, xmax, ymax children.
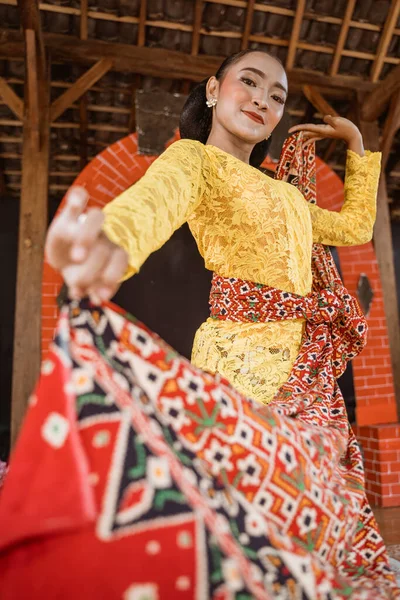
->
<box><xmin>45</xmin><ymin>186</ymin><xmax>129</xmax><ymax>304</ymax></box>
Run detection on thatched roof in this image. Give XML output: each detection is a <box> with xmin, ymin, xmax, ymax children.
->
<box><xmin>0</xmin><ymin>0</ymin><xmax>399</xmax><ymax>216</ymax></box>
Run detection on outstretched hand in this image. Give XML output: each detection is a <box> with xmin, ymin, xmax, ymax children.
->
<box><xmin>288</xmin><ymin>115</ymin><xmax>364</xmax><ymax>154</ymax></box>
<box><xmin>45</xmin><ymin>186</ymin><xmax>128</xmax><ymax>304</ymax></box>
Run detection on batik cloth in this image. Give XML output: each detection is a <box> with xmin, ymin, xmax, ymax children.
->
<box><xmin>0</xmin><ymin>300</ymin><xmax>397</xmax><ymax>599</ymax></box>
<box><xmin>0</xmin><ymin>136</ymin><xmax>397</xmax><ymax>599</ymax></box>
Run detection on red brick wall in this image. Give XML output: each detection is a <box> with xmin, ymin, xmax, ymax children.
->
<box><xmin>312</xmin><ymin>161</ymin><xmax>399</xmax><ymax>507</ymax></box>
<box><xmin>41</xmin><ymin>134</ymin><xmax>156</xmax><ymax>349</ymax></box>
<box><xmin>41</xmin><ymin>133</ymin><xmax>399</xmax><ymax>506</ymax></box>
<box><xmin>354</xmin><ymin>424</ymin><xmax>400</xmax><ymax>507</ymax></box>
<box><xmin>314</xmin><ymin>161</ymin><xmax>397</xmax><ymax>427</ymax></box>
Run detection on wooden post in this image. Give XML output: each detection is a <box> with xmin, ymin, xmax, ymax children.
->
<box><xmin>11</xmin><ymin>22</ymin><xmax>50</xmax><ymax>446</ymax></box>
<box><xmin>79</xmin><ymin>0</ymin><xmax>88</xmax><ymax>170</ymax></box>
<box><xmin>381</xmin><ymin>90</ymin><xmax>400</xmax><ymax>171</ymax></box>
<box><xmin>358</xmin><ymin>114</ymin><xmax>400</xmax><ymax>415</ymax></box>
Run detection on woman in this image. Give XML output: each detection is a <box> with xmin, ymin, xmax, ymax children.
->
<box><xmin>0</xmin><ymin>50</ymin><xmax>398</xmax><ymax>599</ymax></box>
<box><xmin>47</xmin><ymin>50</ymin><xmax>378</xmax><ymax>405</ymax></box>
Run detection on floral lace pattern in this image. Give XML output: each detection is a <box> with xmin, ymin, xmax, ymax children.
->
<box><xmin>103</xmin><ymin>140</ymin><xmax>381</xmax><ymax>404</ymax></box>
<box><xmin>192</xmin><ymin>318</ymin><xmax>304</xmax><ymax>404</ymax></box>
<box><xmin>309</xmin><ymin>150</ymin><xmax>380</xmax><ymax>246</ymax></box>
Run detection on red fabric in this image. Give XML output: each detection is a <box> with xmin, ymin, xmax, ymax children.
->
<box><xmin>0</xmin><ymin>134</ymin><xmax>398</xmax><ymax>599</ymax></box>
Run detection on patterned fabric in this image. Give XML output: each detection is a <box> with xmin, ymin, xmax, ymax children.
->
<box><xmin>103</xmin><ymin>138</ymin><xmax>380</xmax><ymax>405</ymax></box>
<box><xmin>0</xmin><ymin>135</ymin><xmax>396</xmax><ymax>598</ymax></box>
<box><xmin>0</xmin><ymin>301</ymin><xmax>398</xmax><ymax>599</ymax></box>
<box><xmin>209</xmin><ymin>273</ymin><xmax>366</xmax><ymax>381</ymax></box>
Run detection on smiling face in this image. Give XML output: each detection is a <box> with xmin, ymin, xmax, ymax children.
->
<box><xmin>206</xmin><ymin>52</ymin><xmax>288</xmax><ymax>150</ymax></box>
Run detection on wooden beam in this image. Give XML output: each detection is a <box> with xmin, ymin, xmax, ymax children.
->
<box><xmin>0</xmin><ymin>29</ymin><xmax>378</xmax><ymax>92</ymax></box>
<box><xmin>362</xmin><ymin>63</ymin><xmax>400</xmax><ymax>121</ymax></box>
<box><xmin>381</xmin><ymin>89</ymin><xmax>400</xmax><ymax>171</ymax></box>
<box><xmin>241</xmin><ymin>0</ymin><xmax>255</xmax><ymax>50</ymax></box>
<box><xmin>80</xmin><ymin>0</ymin><xmax>88</xmax><ymax>40</ymax></box>
<box><xmin>50</xmin><ymin>58</ymin><xmax>113</xmax><ymax>122</ymax></box>
<box><xmin>4</xmin><ymin>0</ymin><xmax>400</xmax><ymax>35</ymax></box>
<box><xmin>329</xmin><ymin>0</ymin><xmax>356</xmax><ymax>76</ymax></box>
<box><xmin>0</xmin><ymin>76</ymin><xmax>24</xmax><ymax>120</ymax></box>
<box><xmin>302</xmin><ymin>85</ymin><xmax>339</xmax><ymax>117</ymax></box>
<box><xmin>26</xmin><ymin>29</ymin><xmax>39</xmax><ymax>149</ymax></box>
<box><xmin>370</xmin><ymin>0</ymin><xmax>400</xmax><ymax>82</ymax></box>
<box><xmin>191</xmin><ymin>0</ymin><xmax>203</xmax><ymax>56</ymax></box>
<box><xmin>79</xmin><ymin>0</ymin><xmax>88</xmax><ymax>169</ymax></box>
<box><xmin>358</xmin><ymin>117</ymin><xmax>400</xmax><ymax>415</ymax></box>
<box><xmin>17</xmin><ymin>0</ymin><xmax>46</xmax><ymax>78</ymax></box>
<box><xmin>137</xmin><ymin>0</ymin><xmax>147</xmax><ymax>47</ymax></box>
<box><xmin>12</xmin><ymin>0</ymin><xmax>50</xmax><ymax>447</ymax></box>
<box><xmin>286</xmin><ymin>0</ymin><xmax>306</xmax><ymax>70</ymax></box>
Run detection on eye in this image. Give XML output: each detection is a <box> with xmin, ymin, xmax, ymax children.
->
<box><xmin>241</xmin><ymin>77</ymin><xmax>256</xmax><ymax>87</ymax></box>
<box><xmin>272</xmin><ymin>95</ymin><xmax>285</xmax><ymax>105</ymax></box>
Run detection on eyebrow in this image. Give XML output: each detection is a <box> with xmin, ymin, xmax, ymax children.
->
<box><xmin>239</xmin><ymin>67</ymin><xmax>288</xmax><ymax>95</ymax></box>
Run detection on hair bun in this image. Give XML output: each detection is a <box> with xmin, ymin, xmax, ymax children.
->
<box><xmin>179</xmin><ymin>79</ymin><xmax>211</xmax><ymax>145</ymax></box>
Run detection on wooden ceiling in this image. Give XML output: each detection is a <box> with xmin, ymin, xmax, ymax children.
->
<box><xmin>0</xmin><ymin>0</ymin><xmax>399</xmax><ymax>215</ymax></box>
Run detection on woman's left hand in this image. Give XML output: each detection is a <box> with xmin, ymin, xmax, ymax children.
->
<box><xmin>288</xmin><ymin>115</ymin><xmax>364</xmax><ymax>154</ymax></box>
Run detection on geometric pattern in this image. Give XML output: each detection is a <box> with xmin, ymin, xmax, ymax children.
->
<box><xmin>0</xmin><ymin>135</ymin><xmax>397</xmax><ymax>596</ymax></box>
<box><xmin>0</xmin><ymin>299</ymin><xmax>398</xmax><ymax>598</ymax></box>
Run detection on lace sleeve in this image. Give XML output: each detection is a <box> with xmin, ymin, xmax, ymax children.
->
<box><xmin>308</xmin><ymin>150</ymin><xmax>381</xmax><ymax>246</ymax></box>
<box><xmin>102</xmin><ymin>139</ymin><xmax>211</xmax><ymax>279</ymax></box>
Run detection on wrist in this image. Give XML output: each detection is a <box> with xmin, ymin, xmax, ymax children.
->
<box><xmin>346</xmin><ymin>132</ymin><xmax>365</xmax><ymax>156</ymax></box>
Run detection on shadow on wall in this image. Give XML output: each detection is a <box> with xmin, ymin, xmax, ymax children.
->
<box><xmin>0</xmin><ymin>196</ymin><xmax>18</xmax><ymax>461</ymax></box>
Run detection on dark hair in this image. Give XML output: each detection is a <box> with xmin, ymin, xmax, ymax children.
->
<box><xmin>179</xmin><ymin>49</ymin><xmax>285</xmax><ymax>168</ymax></box>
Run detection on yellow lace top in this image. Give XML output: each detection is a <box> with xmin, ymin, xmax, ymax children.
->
<box><xmin>103</xmin><ymin>140</ymin><xmax>381</xmax><ymax>404</ymax></box>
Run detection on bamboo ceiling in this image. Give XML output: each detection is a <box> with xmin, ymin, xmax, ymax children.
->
<box><xmin>0</xmin><ymin>0</ymin><xmax>399</xmax><ymax>217</ymax></box>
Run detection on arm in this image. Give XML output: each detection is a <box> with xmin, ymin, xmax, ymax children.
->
<box><xmin>288</xmin><ymin>115</ymin><xmax>381</xmax><ymax>246</ymax></box>
<box><xmin>102</xmin><ymin>139</ymin><xmax>210</xmax><ymax>279</ymax></box>
<box><xmin>308</xmin><ymin>149</ymin><xmax>381</xmax><ymax>246</ymax></box>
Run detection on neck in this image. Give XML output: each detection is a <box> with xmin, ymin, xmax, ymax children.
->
<box><xmin>206</xmin><ymin>125</ymin><xmax>255</xmax><ymax>164</ymax></box>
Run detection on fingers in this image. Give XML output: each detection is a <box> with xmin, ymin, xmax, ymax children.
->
<box><xmin>70</xmin><ymin>208</ymin><xmax>105</xmax><ymax>263</ymax></box>
<box><xmin>302</xmin><ymin>136</ymin><xmax>323</xmax><ymax>147</ymax></box>
<box><xmin>63</xmin><ymin>234</ymin><xmax>111</xmax><ymax>293</ymax></box>
<box><xmin>62</xmin><ymin>237</ymin><xmax>128</xmax><ymax>303</ymax></box>
<box><xmin>288</xmin><ymin>123</ymin><xmax>331</xmax><ymax>135</ymax></box>
<box><xmin>323</xmin><ymin>114</ymin><xmax>337</xmax><ymax>125</ymax></box>
<box><xmin>87</xmin><ymin>247</ymin><xmax>128</xmax><ymax>303</ymax></box>
<box><xmin>63</xmin><ymin>187</ymin><xmax>88</xmax><ymax>221</ymax></box>
<box><xmin>101</xmin><ymin>247</ymin><xmax>128</xmax><ymax>290</ymax></box>
<box><xmin>45</xmin><ymin>187</ymin><xmax>90</xmax><ymax>270</ymax></box>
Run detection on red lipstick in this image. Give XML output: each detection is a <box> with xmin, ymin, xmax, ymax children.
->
<box><xmin>242</xmin><ymin>110</ymin><xmax>264</xmax><ymax>125</ymax></box>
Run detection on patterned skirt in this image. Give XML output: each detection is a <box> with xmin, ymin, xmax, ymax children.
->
<box><xmin>0</xmin><ymin>297</ymin><xmax>398</xmax><ymax>599</ymax></box>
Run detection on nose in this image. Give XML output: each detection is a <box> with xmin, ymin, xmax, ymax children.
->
<box><xmin>252</xmin><ymin>91</ymin><xmax>269</xmax><ymax>111</ymax></box>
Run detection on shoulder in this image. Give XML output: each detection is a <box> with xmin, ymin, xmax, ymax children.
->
<box><xmin>153</xmin><ymin>139</ymin><xmax>211</xmax><ymax>172</ymax></box>
<box><xmin>160</xmin><ymin>139</ymin><xmax>207</xmax><ymax>159</ymax></box>
<box><xmin>273</xmin><ymin>178</ymin><xmax>308</xmax><ymax>203</ymax></box>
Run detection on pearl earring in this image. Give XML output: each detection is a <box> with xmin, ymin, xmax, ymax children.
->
<box><xmin>266</xmin><ymin>133</ymin><xmax>271</xmax><ymax>140</ymax></box>
<box><xmin>206</xmin><ymin>97</ymin><xmax>217</xmax><ymax>108</ymax></box>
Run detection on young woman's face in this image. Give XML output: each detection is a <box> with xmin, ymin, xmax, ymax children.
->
<box><xmin>207</xmin><ymin>52</ymin><xmax>288</xmax><ymax>145</ymax></box>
